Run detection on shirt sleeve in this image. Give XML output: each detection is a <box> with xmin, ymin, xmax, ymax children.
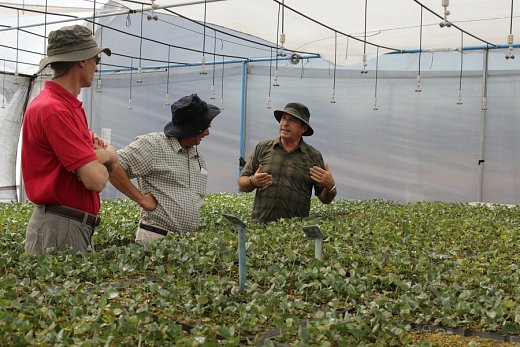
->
<box><xmin>118</xmin><ymin>135</ymin><xmax>155</xmax><ymax>179</ymax></box>
<box><xmin>240</xmin><ymin>146</ymin><xmax>259</xmax><ymax>177</ymax></box>
<box><xmin>313</xmin><ymin>151</ymin><xmax>326</xmax><ymax>196</ymax></box>
<box><xmin>44</xmin><ymin>110</ymin><xmax>97</xmax><ymax>172</ymax></box>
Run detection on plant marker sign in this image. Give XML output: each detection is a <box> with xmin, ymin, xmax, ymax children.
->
<box><xmin>303</xmin><ymin>225</ymin><xmax>324</xmax><ymax>260</ymax></box>
<box><xmin>223</xmin><ymin>214</ymin><xmax>247</xmax><ymax>291</ymax></box>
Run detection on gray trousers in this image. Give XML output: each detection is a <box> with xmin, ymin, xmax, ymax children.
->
<box><xmin>24</xmin><ymin>205</ymin><xmax>94</xmax><ymax>255</ymax></box>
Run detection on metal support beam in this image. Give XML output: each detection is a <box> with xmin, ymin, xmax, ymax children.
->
<box><xmin>477</xmin><ymin>48</ymin><xmax>489</xmax><ymax>202</ymax></box>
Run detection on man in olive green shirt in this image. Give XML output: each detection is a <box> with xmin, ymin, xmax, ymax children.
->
<box><xmin>238</xmin><ymin>102</ymin><xmax>337</xmax><ymax>223</ymax></box>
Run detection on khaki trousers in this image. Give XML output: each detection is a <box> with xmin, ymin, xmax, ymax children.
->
<box><xmin>24</xmin><ymin>205</ymin><xmax>94</xmax><ymax>255</ymax></box>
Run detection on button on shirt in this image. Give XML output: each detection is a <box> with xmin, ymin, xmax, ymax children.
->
<box><xmin>241</xmin><ymin>138</ymin><xmax>325</xmax><ymax>223</ymax></box>
<box><xmin>118</xmin><ymin>132</ymin><xmax>207</xmax><ymax>232</ymax></box>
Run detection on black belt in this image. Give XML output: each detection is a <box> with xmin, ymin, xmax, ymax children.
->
<box><xmin>139</xmin><ymin>222</ymin><xmax>168</xmax><ymax>236</ymax></box>
<box><xmin>44</xmin><ymin>205</ymin><xmax>100</xmax><ymax>228</ymax></box>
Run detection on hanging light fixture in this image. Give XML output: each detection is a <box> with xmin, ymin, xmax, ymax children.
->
<box><xmin>331</xmin><ymin>31</ymin><xmax>337</xmax><ymax>103</ymax></box>
<box><xmin>13</xmin><ymin>9</ymin><xmax>20</xmax><ymax>85</ymax></box>
<box><xmin>39</xmin><ymin>0</ymin><xmax>48</xmax><ymax>91</ymax></box>
<box><xmin>457</xmin><ymin>32</ymin><xmax>464</xmax><ymax>105</ymax></box>
<box><xmin>279</xmin><ymin>0</ymin><xmax>286</xmax><ymax>57</ymax></box>
<box><xmin>439</xmin><ymin>0</ymin><xmax>452</xmax><ymax>28</ymax></box>
<box><xmin>416</xmin><ymin>7</ymin><xmax>423</xmax><ymax>93</ymax></box>
<box><xmin>273</xmin><ymin>3</ymin><xmax>282</xmax><ymax>86</ymax></box>
<box><xmin>147</xmin><ymin>0</ymin><xmax>158</xmax><ymax>21</ymax></box>
<box><xmin>2</xmin><ymin>60</ymin><xmax>5</xmax><ymax>109</ymax></box>
<box><xmin>220</xmin><ymin>55</ymin><xmax>225</xmax><ymax>110</ymax></box>
<box><xmin>344</xmin><ymin>37</ymin><xmax>349</xmax><ymax>62</ymax></box>
<box><xmin>96</xmin><ymin>26</ymin><xmax>104</xmax><ymax>93</ymax></box>
<box><xmin>210</xmin><ymin>31</ymin><xmax>217</xmax><ymax>99</ymax></box>
<box><xmin>506</xmin><ymin>0</ymin><xmax>515</xmax><ymax>59</ymax></box>
<box><xmin>137</xmin><ymin>5</ymin><xmax>144</xmax><ymax>83</ymax></box>
<box><xmin>300</xmin><ymin>56</ymin><xmax>305</xmax><ymax>79</ymax></box>
<box><xmin>373</xmin><ymin>47</ymin><xmax>379</xmax><ymax>111</ymax></box>
<box><xmin>200</xmin><ymin>0</ymin><xmax>208</xmax><ymax>75</ymax></box>
<box><xmin>267</xmin><ymin>47</ymin><xmax>273</xmax><ymax>109</ymax></box>
<box><xmin>361</xmin><ymin>0</ymin><xmax>368</xmax><ymax>74</ymax></box>
<box><xmin>129</xmin><ymin>58</ymin><xmax>134</xmax><ymax>109</ymax></box>
<box><xmin>165</xmin><ymin>46</ymin><xmax>171</xmax><ymax>105</ymax></box>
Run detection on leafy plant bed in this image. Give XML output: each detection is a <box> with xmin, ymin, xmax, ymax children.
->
<box><xmin>1</xmin><ymin>195</ymin><xmax>519</xmax><ymax>345</ymax></box>
<box><xmin>407</xmin><ymin>331</ymin><xmax>519</xmax><ymax>347</ymax></box>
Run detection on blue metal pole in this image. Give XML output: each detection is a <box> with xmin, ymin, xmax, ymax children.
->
<box><xmin>99</xmin><ymin>54</ymin><xmax>321</xmax><ymax>74</ymax></box>
<box><xmin>390</xmin><ymin>43</ymin><xmax>520</xmax><ymax>55</ymax></box>
<box><xmin>237</xmin><ymin>224</ymin><xmax>247</xmax><ymax>291</ymax></box>
<box><xmin>238</xmin><ymin>60</ymin><xmax>247</xmax><ymax>178</ymax></box>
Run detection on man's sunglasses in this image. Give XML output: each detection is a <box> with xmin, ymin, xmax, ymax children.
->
<box><xmin>94</xmin><ymin>56</ymin><xmax>101</xmax><ymax>65</ymax></box>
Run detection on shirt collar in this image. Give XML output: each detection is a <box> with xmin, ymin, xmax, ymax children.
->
<box><xmin>168</xmin><ymin>136</ymin><xmax>198</xmax><ymax>157</ymax></box>
<box><xmin>274</xmin><ymin>137</ymin><xmax>308</xmax><ymax>153</ymax></box>
<box><xmin>45</xmin><ymin>80</ymin><xmax>82</xmax><ymax>109</ymax></box>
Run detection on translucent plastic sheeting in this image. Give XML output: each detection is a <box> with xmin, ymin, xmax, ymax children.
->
<box><xmin>0</xmin><ymin>74</ymin><xmax>29</xmax><ymax>202</ymax></box>
<box><xmin>82</xmin><ymin>64</ymin><xmax>244</xmax><ymax>200</ymax></box>
<box><xmin>78</xmin><ymin>51</ymin><xmax>520</xmax><ymax>204</ymax></box>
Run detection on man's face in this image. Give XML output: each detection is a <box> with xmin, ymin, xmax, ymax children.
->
<box><xmin>279</xmin><ymin>113</ymin><xmax>308</xmax><ymax>141</ymax></box>
<box><xmin>80</xmin><ymin>55</ymin><xmax>100</xmax><ymax>88</ymax></box>
<box><xmin>181</xmin><ymin>124</ymin><xmax>211</xmax><ymax>148</ymax></box>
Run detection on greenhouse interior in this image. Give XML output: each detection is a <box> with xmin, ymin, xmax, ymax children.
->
<box><xmin>0</xmin><ymin>0</ymin><xmax>519</xmax><ymax>346</ymax></box>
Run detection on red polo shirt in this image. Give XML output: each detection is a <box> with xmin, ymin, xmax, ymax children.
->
<box><xmin>22</xmin><ymin>81</ymin><xmax>100</xmax><ymax>215</ymax></box>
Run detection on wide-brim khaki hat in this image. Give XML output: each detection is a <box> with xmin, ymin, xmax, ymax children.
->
<box><xmin>38</xmin><ymin>25</ymin><xmax>111</xmax><ymax>72</ymax></box>
<box><xmin>274</xmin><ymin>102</ymin><xmax>314</xmax><ymax>136</ymax></box>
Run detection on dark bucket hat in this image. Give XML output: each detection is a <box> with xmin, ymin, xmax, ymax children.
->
<box><xmin>164</xmin><ymin>94</ymin><xmax>221</xmax><ymax>138</ymax></box>
<box><xmin>39</xmin><ymin>25</ymin><xmax>111</xmax><ymax>71</ymax></box>
<box><xmin>274</xmin><ymin>102</ymin><xmax>314</xmax><ymax>136</ymax></box>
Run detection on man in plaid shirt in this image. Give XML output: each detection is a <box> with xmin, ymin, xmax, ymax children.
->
<box><xmin>238</xmin><ymin>102</ymin><xmax>336</xmax><ymax>223</ymax></box>
<box><xmin>109</xmin><ymin>94</ymin><xmax>220</xmax><ymax>242</ymax></box>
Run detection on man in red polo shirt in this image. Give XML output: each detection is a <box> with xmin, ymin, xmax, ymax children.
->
<box><xmin>22</xmin><ymin>25</ymin><xmax>118</xmax><ymax>255</ymax></box>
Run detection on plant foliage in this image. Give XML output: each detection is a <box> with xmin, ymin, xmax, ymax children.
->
<box><xmin>0</xmin><ymin>195</ymin><xmax>519</xmax><ymax>345</ymax></box>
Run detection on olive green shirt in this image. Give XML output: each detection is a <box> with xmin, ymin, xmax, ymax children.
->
<box><xmin>241</xmin><ymin>138</ymin><xmax>325</xmax><ymax>223</ymax></box>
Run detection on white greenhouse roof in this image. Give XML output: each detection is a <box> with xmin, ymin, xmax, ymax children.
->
<box><xmin>1</xmin><ymin>0</ymin><xmax>519</xmax><ymax>75</ymax></box>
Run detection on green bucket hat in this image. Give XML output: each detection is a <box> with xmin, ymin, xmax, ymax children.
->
<box><xmin>38</xmin><ymin>25</ymin><xmax>111</xmax><ymax>71</ymax></box>
<box><xmin>274</xmin><ymin>102</ymin><xmax>314</xmax><ymax>136</ymax></box>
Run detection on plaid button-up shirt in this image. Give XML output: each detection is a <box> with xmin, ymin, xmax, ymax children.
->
<box><xmin>241</xmin><ymin>138</ymin><xmax>325</xmax><ymax>223</ymax></box>
<box><xmin>118</xmin><ymin>132</ymin><xmax>207</xmax><ymax>232</ymax></box>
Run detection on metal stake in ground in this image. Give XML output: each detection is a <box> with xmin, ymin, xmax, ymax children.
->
<box><xmin>222</xmin><ymin>214</ymin><xmax>247</xmax><ymax>291</ymax></box>
<box><xmin>303</xmin><ymin>225</ymin><xmax>324</xmax><ymax>260</ymax></box>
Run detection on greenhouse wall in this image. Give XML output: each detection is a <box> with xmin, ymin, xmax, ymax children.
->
<box><xmin>77</xmin><ymin>50</ymin><xmax>520</xmax><ymax>204</ymax></box>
